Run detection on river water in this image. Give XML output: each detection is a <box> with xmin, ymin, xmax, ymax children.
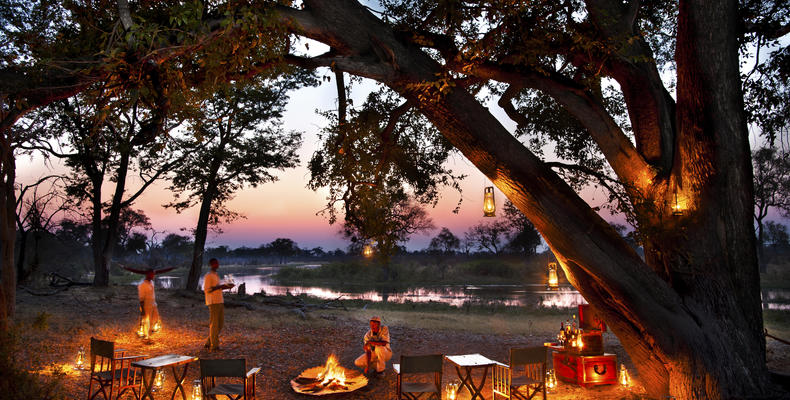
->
<box><xmin>149</xmin><ymin>266</ymin><xmax>790</xmax><ymax>310</ymax></box>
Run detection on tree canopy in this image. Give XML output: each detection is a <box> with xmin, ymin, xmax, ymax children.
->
<box><xmin>1</xmin><ymin>0</ymin><xmax>789</xmax><ymax>398</ymax></box>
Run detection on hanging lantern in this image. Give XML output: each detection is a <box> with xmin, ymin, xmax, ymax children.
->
<box><xmin>618</xmin><ymin>364</ymin><xmax>631</xmax><ymax>388</ymax></box>
<box><xmin>136</xmin><ymin>319</ymin><xmax>146</xmax><ymax>338</ymax></box>
<box><xmin>191</xmin><ymin>379</ymin><xmax>203</xmax><ymax>400</ymax></box>
<box><xmin>154</xmin><ymin>370</ymin><xmax>165</xmax><ymax>391</ymax></box>
<box><xmin>547</xmin><ymin>262</ymin><xmax>559</xmax><ymax>290</ymax></box>
<box><xmin>74</xmin><ymin>345</ymin><xmax>86</xmax><ymax>370</ymax></box>
<box><xmin>363</xmin><ymin>244</ymin><xmax>374</xmax><ymax>258</ymax></box>
<box><xmin>483</xmin><ymin>186</ymin><xmax>496</xmax><ymax>217</ymax></box>
<box><xmin>545</xmin><ymin>369</ymin><xmax>558</xmax><ymax>391</ymax></box>
<box><xmin>671</xmin><ymin>188</ymin><xmax>684</xmax><ymax>216</ymax></box>
<box><xmin>445</xmin><ymin>381</ymin><xmax>459</xmax><ymax>400</ymax></box>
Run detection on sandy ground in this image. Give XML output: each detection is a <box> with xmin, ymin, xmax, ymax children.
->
<box><xmin>9</xmin><ymin>285</ymin><xmax>789</xmax><ymax>400</ymax></box>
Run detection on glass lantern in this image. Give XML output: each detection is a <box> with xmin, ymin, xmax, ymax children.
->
<box><xmin>136</xmin><ymin>319</ymin><xmax>146</xmax><ymax>338</ymax></box>
<box><xmin>545</xmin><ymin>369</ymin><xmax>558</xmax><ymax>392</ymax></box>
<box><xmin>619</xmin><ymin>364</ymin><xmax>631</xmax><ymax>388</ymax></box>
<box><xmin>445</xmin><ymin>381</ymin><xmax>459</xmax><ymax>400</ymax></box>
<box><xmin>547</xmin><ymin>262</ymin><xmax>559</xmax><ymax>290</ymax></box>
<box><xmin>153</xmin><ymin>369</ymin><xmax>165</xmax><ymax>391</ymax></box>
<box><xmin>191</xmin><ymin>379</ymin><xmax>203</xmax><ymax>400</ymax></box>
<box><xmin>483</xmin><ymin>186</ymin><xmax>496</xmax><ymax>217</ymax></box>
<box><xmin>363</xmin><ymin>244</ymin><xmax>374</xmax><ymax>258</ymax></box>
<box><xmin>74</xmin><ymin>345</ymin><xmax>86</xmax><ymax>370</ymax></box>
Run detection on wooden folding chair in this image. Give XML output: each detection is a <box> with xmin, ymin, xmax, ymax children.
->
<box><xmin>393</xmin><ymin>354</ymin><xmax>443</xmax><ymax>400</ymax></box>
<box><xmin>199</xmin><ymin>358</ymin><xmax>260</xmax><ymax>400</ymax></box>
<box><xmin>492</xmin><ymin>346</ymin><xmax>547</xmax><ymax>400</ymax></box>
<box><xmin>86</xmin><ymin>337</ymin><xmax>146</xmax><ymax>400</ymax></box>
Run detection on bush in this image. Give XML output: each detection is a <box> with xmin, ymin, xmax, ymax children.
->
<box><xmin>463</xmin><ymin>260</ymin><xmax>517</xmax><ymax>278</ymax></box>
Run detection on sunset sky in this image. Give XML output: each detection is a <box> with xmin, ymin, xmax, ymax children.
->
<box><xmin>17</xmin><ymin>67</ymin><xmax>770</xmax><ymax>251</ymax></box>
<box><xmin>15</xmin><ymin>73</ymin><xmax>627</xmax><ymax>252</ymax></box>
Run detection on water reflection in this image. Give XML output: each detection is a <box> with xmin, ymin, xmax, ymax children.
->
<box><xmin>152</xmin><ymin>274</ymin><xmax>588</xmax><ymax>308</ymax></box>
<box><xmin>150</xmin><ymin>273</ymin><xmax>790</xmax><ymax>310</ymax></box>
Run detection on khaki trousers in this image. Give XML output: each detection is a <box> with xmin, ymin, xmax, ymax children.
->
<box><xmin>354</xmin><ymin>346</ymin><xmax>393</xmax><ymax>373</ymax></box>
<box><xmin>205</xmin><ymin>304</ymin><xmax>224</xmax><ymax>350</ymax></box>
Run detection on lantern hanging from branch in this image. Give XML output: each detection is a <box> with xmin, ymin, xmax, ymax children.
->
<box><xmin>363</xmin><ymin>243</ymin><xmax>374</xmax><ymax>258</ymax></box>
<box><xmin>547</xmin><ymin>262</ymin><xmax>559</xmax><ymax>290</ymax></box>
<box><xmin>74</xmin><ymin>345</ymin><xmax>86</xmax><ymax>370</ymax></box>
<box><xmin>191</xmin><ymin>379</ymin><xmax>203</xmax><ymax>400</ymax></box>
<box><xmin>545</xmin><ymin>369</ymin><xmax>557</xmax><ymax>392</ymax></box>
<box><xmin>483</xmin><ymin>186</ymin><xmax>496</xmax><ymax>217</ymax></box>
<box><xmin>618</xmin><ymin>364</ymin><xmax>631</xmax><ymax>388</ymax></box>
<box><xmin>671</xmin><ymin>188</ymin><xmax>685</xmax><ymax>216</ymax></box>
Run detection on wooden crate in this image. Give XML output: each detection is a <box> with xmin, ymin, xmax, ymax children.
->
<box><xmin>552</xmin><ymin>351</ymin><xmax>617</xmax><ymax>387</ymax></box>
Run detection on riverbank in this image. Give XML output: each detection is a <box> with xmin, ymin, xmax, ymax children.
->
<box><xmin>6</xmin><ymin>285</ymin><xmax>790</xmax><ymax>399</ymax></box>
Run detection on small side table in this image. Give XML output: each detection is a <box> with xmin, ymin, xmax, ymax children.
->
<box><xmin>132</xmin><ymin>354</ymin><xmax>199</xmax><ymax>400</ymax></box>
<box><xmin>445</xmin><ymin>353</ymin><xmax>505</xmax><ymax>400</ymax></box>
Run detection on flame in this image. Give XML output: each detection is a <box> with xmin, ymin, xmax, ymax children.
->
<box><xmin>619</xmin><ymin>364</ymin><xmax>631</xmax><ymax>388</ymax></box>
<box><xmin>316</xmin><ymin>354</ymin><xmax>346</xmax><ymax>386</ymax></box>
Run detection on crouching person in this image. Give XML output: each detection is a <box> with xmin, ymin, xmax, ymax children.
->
<box><xmin>354</xmin><ymin>316</ymin><xmax>392</xmax><ymax>374</ymax></box>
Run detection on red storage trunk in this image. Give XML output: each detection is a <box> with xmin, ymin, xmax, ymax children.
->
<box><xmin>552</xmin><ymin>351</ymin><xmax>617</xmax><ymax>387</ymax></box>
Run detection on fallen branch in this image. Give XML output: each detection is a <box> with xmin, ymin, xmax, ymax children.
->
<box><xmin>766</xmin><ymin>329</ymin><xmax>790</xmax><ymax>346</ymax></box>
<box><xmin>19</xmin><ymin>285</ymin><xmax>70</xmax><ymax>296</ymax></box>
<box><xmin>49</xmin><ymin>272</ymin><xmax>92</xmax><ymax>288</ymax></box>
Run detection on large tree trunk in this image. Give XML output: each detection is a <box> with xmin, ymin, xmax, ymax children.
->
<box><xmin>186</xmin><ymin>188</ymin><xmax>214</xmax><ymax>291</ymax></box>
<box><xmin>0</xmin><ymin>135</ymin><xmax>16</xmax><ymax>330</ymax></box>
<box><xmin>283</xmin><ymin>1</ymin><xmax>780</xmax><ymax>398</ymax></box>
<box><xmin>90</xmin><ymin>180</ymin><xmax>105</xmax><ymax>286</ymax></box>
<box><xmin>15</xmin><ymin>229</ymin><xmax>28</xmax><ymax>283</ymax></box>
<box><xmin>186</xmin><ymin>150</ymin><xmax>223</xmax><ymax>291</ymax></box>
<box><xmin>95</xmin><ymin>150</ymin><xmax>131</xmax><ymax>286</ymax></box>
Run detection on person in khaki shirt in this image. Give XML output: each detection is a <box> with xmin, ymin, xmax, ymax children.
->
<box><xmin>354</xmin><ymin>316</ymin><xmax>392</xmax><ymax>374</ymax></box>
<box><xmin>203</xmin><ymin>258</ymin><xmax>233</xmax><ymax>351</ymax></box>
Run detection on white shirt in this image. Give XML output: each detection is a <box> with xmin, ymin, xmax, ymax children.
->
<box><xmin>363</xmin><ymin>326</ymin><xmax>391</xmax><ymax>351</ymax></box>
<box><xmin>203</xmin><ymin>270</ymin><xmax>223</xmax><ymax>305</ymax></box>
<box><xmin>138</xmin><ymin>279</ymin><xmax>155</xmax><ymax>303</ymax></box>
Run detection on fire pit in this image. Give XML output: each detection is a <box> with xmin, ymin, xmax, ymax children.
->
<box><xmin>291</xmin><ymin>354</ymin><xmax>368</xmax><ymax>395</ymax></box>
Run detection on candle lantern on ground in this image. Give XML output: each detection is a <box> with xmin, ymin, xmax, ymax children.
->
<box><xmin>546</xmin><ymin>369</ymin><xmax>558</xmax><ymax>392</ymax></box>
<box><xmin>547</xmin><ymin>262</ymin><xmax>559</xmax><ymax>290</ymax></box>
<box><xmin>152</xmin><ymin>320</ymin><xmax>161</xmax><ymax>333</ymax></box>
<box><xmin>74</xmin><ymin>345</ymin><xmax>86</xmax><ymax>370</ymax></box>
<box><xmin>191</xmin><ymin>379</ymin><xmax>202</xmax><ymax>400</ymax></box>
<box><xmin>618</xmin><ymin>364</ymin><xmax>631</xmax><ymax>388</ymax></box>
<box><xmin>154</xmin><ymin>370</ymin><xmax>165</xmax><ymax>391</ymax></box>
<box><xmin>483</xmin><ymin>186</ymin><xmax>496</xmax><ymax>217</ymax></box>
<box><xmin>445</xmin><ymin>381</ymin><xmax>459</xmax><ymax>400</ymax></box>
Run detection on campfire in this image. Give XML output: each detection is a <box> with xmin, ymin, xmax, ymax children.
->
<box><xmin>291</xmin><ymin>354</ymin><xmax>368</xmax><ymax>395</ymax></box>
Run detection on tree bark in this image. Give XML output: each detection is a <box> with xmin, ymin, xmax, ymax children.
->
<box><xmin>186</xmin><ymin>187</ymin><xmax>215</xmax><ymax>291</ymax></box>
<box><xmin>0</xmin><ymin>133</ymin><xmax>16</xmax><ymax>330</ymax></box>
<box><xmin>95</xmin><ymin>148</ymin><xmax>131</xmax><ymax>286</ymax></box>
<box><xmin>283</xmin><ymin>1</ymin><xmax>780</xmax><ymax>398</ymax></box>
<box><xmin>186</xmin><ymin>148</ymin><xmax>224</xmax><ymax>291</ymax></box>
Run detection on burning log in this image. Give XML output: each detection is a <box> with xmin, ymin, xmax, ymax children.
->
<box><xmin>291</xmin><ymin>354</ymin><xmax>368</xmax><ymax>395</ymax></box>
